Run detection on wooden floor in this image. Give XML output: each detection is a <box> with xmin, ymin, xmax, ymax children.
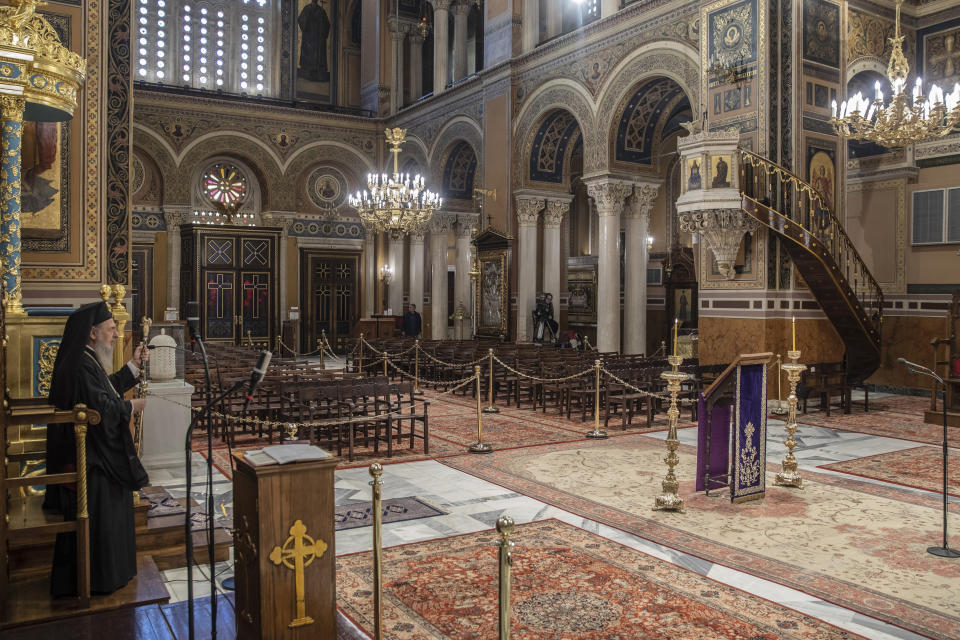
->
<box><xmin>2</xmin><ymin>594</ymin><xmax>235</xmax><ymax>640</ymax></box>
<box><xmin>1</xmin><ymin>555</ymin><xmax>170</xmax><ymax>630</ymax></box>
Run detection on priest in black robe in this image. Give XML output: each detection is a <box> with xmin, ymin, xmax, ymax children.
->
<box><xmin>46</xmin><ymin>301</ymin><xmax>149</xmax><ymax>596</ymax></box>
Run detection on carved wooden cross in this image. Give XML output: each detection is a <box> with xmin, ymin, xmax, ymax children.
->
<box><xmin>269</xmin><ymin>519</ymin><xmax>327</xmax><ymax>629</ymax></box>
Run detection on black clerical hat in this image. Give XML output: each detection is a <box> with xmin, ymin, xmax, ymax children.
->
<box><xmin>49</xmin><ymin>301</ymin><xmax>114</xmax><ymax>407</ymax></box>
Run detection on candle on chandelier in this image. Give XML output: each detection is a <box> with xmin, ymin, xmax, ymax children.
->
<box><xmin>792</xmin><ymin>316</ymin><xmax>796</xmax><ymax>351</ymax></box>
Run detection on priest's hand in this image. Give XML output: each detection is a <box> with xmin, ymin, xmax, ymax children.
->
<box><xmin>131</xmin><ymin>398</ymin><xmax>147</xmax><ymax>414</ymax></box>
<box><xmin>133</xmin><ymin>344</ymin><xmax>150</xmax><ymax>366</ymax></box>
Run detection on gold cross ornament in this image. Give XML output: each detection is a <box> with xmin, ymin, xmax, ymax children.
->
<box><xmin>269</xmin><ymin>519</ymin><xmax>328</xmax><ymax>628</ymax></box>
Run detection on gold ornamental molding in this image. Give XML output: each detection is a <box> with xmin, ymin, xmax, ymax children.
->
<box><xmin>0</xmin><ymin>0</ymin><xmax>86</xmax><ymax>121</ymax></box>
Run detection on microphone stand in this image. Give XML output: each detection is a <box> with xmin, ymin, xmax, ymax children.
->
<box><xmin>900</xmin><ymin>358</ymin><xmax>960</xmax><ymax>559</ymax></box>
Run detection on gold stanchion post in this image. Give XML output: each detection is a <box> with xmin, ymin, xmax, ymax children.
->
<box><xmin>496</xmin><ymin>515</ymin><xmax>514</xmax><ymax>640</ymax></box>
<box><xmin>382</xmin><ymin>351</ymin><xmax>388</xmax><ymax>378</ymax></box>
<box><xmin>772</xmin><ymin>353</ymin><xmax>787</xmax><ymax>415</ymax></box>
<box><xmin>653</xmin><ymin>354</ymin><xmax>690</xmax><ymax>512</ymax></box>
<box><xmin>775</xmin><ymin>350</ymin><xmax>806</xmax><ymax>488</ymax></box>
<box><xmin>469</xmin><ymin>365</ymin><xmax>494</xmax><ymax>453</ymax></box>
<box><xmin>413</xmin><ymin>340</ymin><xmax>424</xmax><ymax>395</ymax></box>
<box><xmin>585</xmin><ymin>359</ymin><xmax>607</xmax><ymax>439</ymax></box>
<box><xmin>358</xmin><ymin>332</ymin><xmax>364</xmax><ymax>374</ymax></box>
<box><xmin>483</xmin><ymin>348</ymin><xmax>499</xmax><ymax>413</ymax></box>
<box><xmin>369</xmin><ymin>462</ymin><xmax>384</xmax><ymax>640</ymax></box>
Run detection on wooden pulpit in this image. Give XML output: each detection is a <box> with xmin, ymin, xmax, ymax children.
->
<box><xmin>695</xmin><ymin>353</ymin><xmax>771</xmax><ymax>503</ymax></box>
<box><xmin>232</xmin><ymin>452</ymin><xmax>339</xmax><ymax>639</ymax></box>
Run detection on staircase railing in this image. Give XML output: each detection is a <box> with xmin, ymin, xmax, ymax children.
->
<box><xmin>737</xmin><ymin>149</ymin><xmax>883</xmax><ymax>342</ymax></box>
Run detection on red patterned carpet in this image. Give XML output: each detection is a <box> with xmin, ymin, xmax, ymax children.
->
<box><xmin>820</xmin><ymin>445</ymin><xmax>960</xmax><ymax>497</ymax></box>
<box><xmin>794</xmin><ymin>393</ymin><xmax>948</xmax><ymax>444</ymax></box>
<box><xmin>336</xmin><ymin>519</ymin><xmax>863</xmax><ymax>640</ymax></box>
<box><xmin>442</xmin><ymin>435</ymin><xmax>960</xmax><ymax>640</ymax></box>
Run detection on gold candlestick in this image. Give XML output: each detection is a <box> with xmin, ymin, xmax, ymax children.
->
<box><xmin>653</xmin><ymin>355</ymin><xmax>689</xmax><ymax>512</ymax></box>
<box><xmin>775</xmin><ymin>350</ymin><xmax>806</xmax><ymax>488</ymax></box>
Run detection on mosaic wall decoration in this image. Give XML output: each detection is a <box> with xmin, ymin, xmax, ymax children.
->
<box><xmin>131</xmin><ymin>211</ymin><xmax>167</xmax><ymax>231</ymax></box>
<box><xmin>708</xmin><ymin>0</ymin><xmax>757</xmax><ymax>68</ymax></box>
<box><xmin>306</xmin><ymin>166</ymin><xmax>349</xmax><ymax>212</ymax></box>
<box><xmin>922</xmin><ymin>23</ymin><xmax>960</xmax><ymax>86</ymax></box>
<box><xmin>806</xmin><ymin>137</ymin><xmax>837</xmax><ymax>211</ymax></box>
<box><xmin>803</xmin><ymin>0</ymin><xmax>839</xmax><ymax>68</ymax></box>
<box><xmin>442</xmin><ymin>141</ymin><xmax>478</xmax><ymax>200</ymax></box>
<box><xmin>529</xmin><ymin>111</ymin><xmax>581</xmax><ymax>184</ymax></box>
<box><xmin>615</xmin><ymin>78</ymin><xmax>690</xmax><ymax>165</ymax></box>
<box><xmin>106</xmin><ymin>0</ymin><xmax>133</xmax><ymax>284</ymax></box>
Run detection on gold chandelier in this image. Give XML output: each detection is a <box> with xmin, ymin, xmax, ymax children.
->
<box><xmin>349</xmin><ymin>128</ymin><xmax>441</xmax><ymax>239</ymax></box>
<box><xmin>830</xmin><ymin>0</ymin><xmax>960</xmax><ymax>148</ymax></box>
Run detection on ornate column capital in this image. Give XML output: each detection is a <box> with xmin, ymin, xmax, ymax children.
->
<box><xmin>163</xmin><ymin>210</ymin><xmax>188</xmax><ymax>229</ymax></box>
<box><xmin>453</xmin><ymin>1</ymin><xmax>472</xmax><ymax>16</ymax></box>
<box><xmin>409</xmin><ymin>229</ymin><xmax>426</xmax><ymax>244</ymax></box>
<box><xmin>455</xmin><ymin>216</ymin><xmax>476</xmax><ymax>238</ymax></box>
<box><xmin>433</xmin><ymin>0</ymin><xmax>452</xmax><ymax>12</ymax></box>
<box><xmin>542</xmin><ymin>199</ymin><xmax>570</xmax><ymax>228</ymax></box>
<box><xmin>626</xmin><ymin>183</ymin><xmax>659</xmax><ymax>219</ymax></box>
<box><xmin>678</xmin><ymin>208</ymin><xmax>758</xmax><ymax>280</ymax></box>
<box><xmin>585</xmin><ymin>180</ymin><xmax>630</xmax><ymax>217</ymax></box>
<box><xmin>0</xmin><ymin>96</ymin><xmax>26</xmax><ymax>121</ymax></box>
<box><xmin>429</xmin><ymin>213</ymin><xmax>453</xmax><ymax>234</ymax></box>
<box><xmin>515</xmin><ymin>196</ymin><xmax>544</xmax><ymax>227</ymax></box>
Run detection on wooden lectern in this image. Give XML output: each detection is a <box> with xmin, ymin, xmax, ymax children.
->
<box><xmin>695</xmin><ymin>353</ymin><xmax>772</xmax><ymax>503</ymax></box>
<box><xmin>232</xmin><ymin>453</ymin><xmax>338</xmax><ymax>639</ymax></box>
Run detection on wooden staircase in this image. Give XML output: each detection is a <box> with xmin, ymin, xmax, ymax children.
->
<box><xmin>738</xmin><ymin>149</ymin><xmax>883</xmax><ymax>385</ymax></box>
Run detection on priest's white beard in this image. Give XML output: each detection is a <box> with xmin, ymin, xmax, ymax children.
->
<box><xmin>93</xmin><ymin>342</ymin><xmax>114</xmax><ymax>372</ymax></box>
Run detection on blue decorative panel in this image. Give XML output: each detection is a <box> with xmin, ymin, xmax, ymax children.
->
<box><xmin>131</xmin><ymin>211</ymin><xmax>167</xmax><ymax>231</ymax></box>
<box><xmin>708</xmin><ymin>0</ymin><xmax>758</xmax><ymax>66</ymax></box>
<box><xmin>288</xmin><ymin>220</ymin><xmax>365</xmax><ymax>239</ymax></box>
<box><xmin>33</xmin><ymin>337</ymin><xmax>61</xmax><ymax>398</ymax></box>
<box><xmin>615</xmin><ymin>79</ymin><xmax>690</xmax><ymax>165</ymax></box>
<box><xmin>442</xmin><ymin>141</ymin><xmax>478</xmax><ymax>200</ymax></box>
<box><xmin>529</xmin><ymin>111</ymin><xmax>581</xmax><ymax>184</ymax></box>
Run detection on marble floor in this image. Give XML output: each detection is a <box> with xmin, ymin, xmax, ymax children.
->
<box><xmin>146</xmin><ymin>391</ymin><xmax>956</xmax><ymax>640</ymax></box>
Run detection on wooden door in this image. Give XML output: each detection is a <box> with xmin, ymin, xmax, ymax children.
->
<box><xmin>301</xmin><ymin>251</ymin><xmax>360</xmax><ymax>353</ymax></box>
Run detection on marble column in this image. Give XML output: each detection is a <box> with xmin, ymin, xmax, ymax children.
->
<box><xmin>542</xmin><ymin>199</ymin><xmax>569</xmax><ymax>302</ymax></box>
<box><xmin>522</xmin><ymin>0</ymin><xmax>539</xmax><ymax>52</ymax></box>
<box><xmin>544</xmin><ymin>0</ymin><xmax>562</xmax><ymax>39</ymax></box>
<box><xmin>364</xmin><ymin>230</ymin><xmax>376</xmax><ymax>316</ymax></box>
<box><xmin>452</xmin><ymin>2</ymin><xmax>470</xmax><ymax>81</ymax></box>
<box><xmin>162</xmin><ymin>208</ymin><xmax>189</xmax><ymax>313</ymax></box>
<box><xmin>0</xmin><ymin>96</ymin><xmax>25</xmax><ymax>314</ymax></box>
<box><xmin>433</xmin><ymin>0</ymin><xmax>451</xmax><ymax>95</ymax></box>
<box><xmin>515</xmin><ymin>196</ymin><xmax>544</xmax><ymax>341</ymax></box>
<box><xmin>586</xmin><ymin>180</ymin><xmax>630</xmax><ymax>353</ymax></box>
<box><xmin>623</xmin><ymin>184</ymin><xmax>658</xmax><ymax>355</ymax></box>
<box><xmin>601</xmin><ymin>0</ymin><xmax>620</xmax><ymax>19</ymax></box>
<box><xmin>430</xmin><ymin>214</ymin><xmax>451</xmax><ymax>339</ymax></box>
<box><xmin>389</xmin><ymin>20</ymin><xmax>406</xmax><ymax>113</ymax></box>
<box><xmin>408</xmin><ymin>230</ymin><xmax>425</xmax><ymax>320</ymax></box>
<box><xmin>453</xmin><ymin>217</ymin><xmax>475</xmax><ymax>337</ymax></box>
<box><xmin>408</xmin><ymin>29</ymin><xmax>425</xmax><ymax>103</ymax></box>
<box><xmin>388</xmin><ymin>235</ymin><xmax>405</xmax><ymax>314</ymax></box>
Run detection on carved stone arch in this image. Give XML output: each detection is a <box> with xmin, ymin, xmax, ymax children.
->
<box><xmin>512</xmin><ymin>81</ymin><xmax>597</xmax><ymax>187</ymax></box>
<box><xmin>132</xmin><ymin>146</ymin><xmax>163</xmax><ymax>208</ymax></box>
<box><xmin>606</xmin><ymin>76</ymin><xmax>692</xmax><ymax>176</ymax></box>
<box><xmin>178</xmin><ymin>135</ymin><xmax>282</xmax><ymax>209</ymax></box>
<box><xmin>846</xmin><ymin>59</ymin><xmax>887</xmax><ymax>84</ymax></box>
<box><xmin>132</xmin><ymin>126</ymin><xmax>178</xmax><ymax>205</ymax></box>
<box><xmin>429</xmin><ymin>117</ymin><xmax>483</xmax><ymax>186</ymax></box>
<box><xmin>595</xmin><ymin>42</ymin><xmax>700</xmax><ymax>172</ymax></box>
<box><xmin>284</xmin><ymin>144</ymin><xmax>370</xmax><ymax>217</ymax></box>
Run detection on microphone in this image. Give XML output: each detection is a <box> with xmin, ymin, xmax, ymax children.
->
<box><xmin>242</xmin><ymin>350</ymin><xmax>273</xmax><ymax>414</ymax></box>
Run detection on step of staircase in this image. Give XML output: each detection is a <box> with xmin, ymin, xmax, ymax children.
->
<box><xmin>8</xmin><ymin>488</ymin><xmax>230</xmax><ymax>580</ymax></box>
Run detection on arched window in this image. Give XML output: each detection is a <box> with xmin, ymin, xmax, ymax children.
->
<box><xmin>135</xmin><ymin>0</ymin><xmax>277</xmax><ymax>97</ymax></box>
